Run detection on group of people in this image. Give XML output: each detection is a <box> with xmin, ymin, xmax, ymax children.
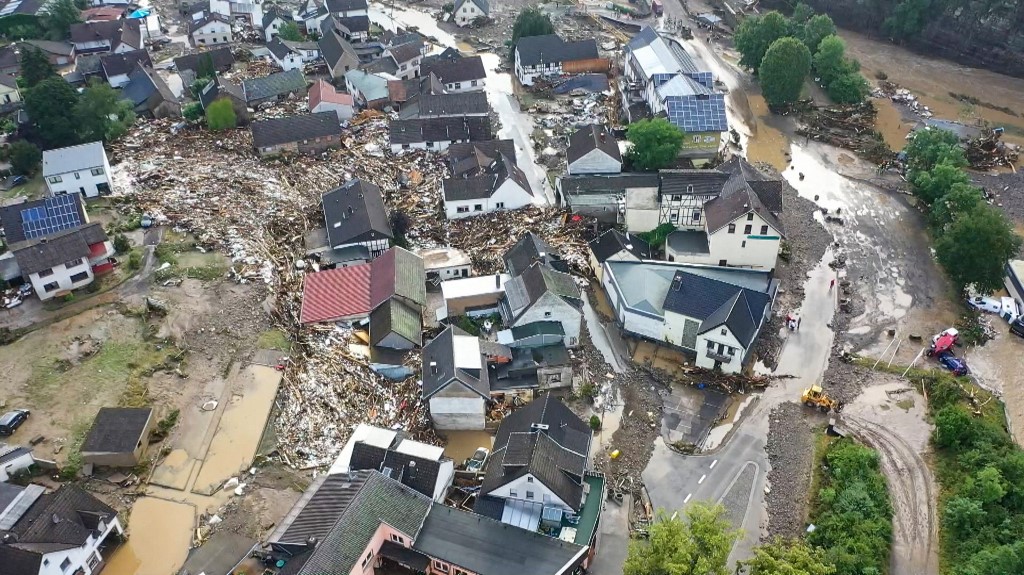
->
<box><xmin>786</xmin><ymin>312</ymin><xmax>801</xmax><ymax>331</ymax></box>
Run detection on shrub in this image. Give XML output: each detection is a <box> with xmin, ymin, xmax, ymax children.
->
<box><xmin>589</xmin><ymin>415</ymin><xmax>601</xmax><ymax>430</ymax></box>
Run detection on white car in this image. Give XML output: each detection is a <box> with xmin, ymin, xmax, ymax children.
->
<box><xmin>932</xmin><ymin>328</ymin><xmax>959</xmax><ymax>345</ymax></box>
<box><xmin>967</xmin><ymin>296</ymin><xmax>1002</xmax><ymax>314</ymax></box>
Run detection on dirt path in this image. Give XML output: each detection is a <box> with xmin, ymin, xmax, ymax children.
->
<box><xmin>841</xmin><ymin>413</ymin><xmax>939</xmax><ymax>575</ymax></box>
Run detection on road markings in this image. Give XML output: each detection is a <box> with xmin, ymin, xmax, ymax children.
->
<box><xmin>710</xmin><ymin>459</ymin><xmax>718</xmax><ymax>469</ymax></box>
<box><xmin>683</xmin><ymin>493</ymin><xmax>692</xmax><ymax>504</ymax></box>
<box><xmin>698</xmin><ymin>474</ymin><xmax>707</xmax><ymax>484</ymax></box>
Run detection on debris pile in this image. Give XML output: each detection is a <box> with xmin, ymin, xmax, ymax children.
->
<box><xmin>796</xmin><ymin>102</ymin><xmax>895</xmax><ymax>165</ymax></box>
<box><xmin>874</xmin><ymin>81</ymin><xmax>933</xmax><ymax>118</ymax></box>
<box><xmin>964</xmin><ymin>128</ymin><xmax>1020</xmax><ymax>170</ymax></box>
<box><xmin>764</xmin><ymin>402</ymin><xmax>819</xmax><ymax>539</ymax></box>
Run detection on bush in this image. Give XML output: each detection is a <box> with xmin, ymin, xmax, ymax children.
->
<box><xmin>182</xmin><ymin>102</ymin><xmax>204</xmax><ymax>122</ymax></box>
<box><xmin>113</xmin><ymin>233</ymin><xmax>131</xmax><ymax>254</ymax></box>
<box><xmin>759</xmin><ymin>37</ymin><xmax>812</xmax><ymax>107</ymax></box>
<box><xmin>128</xmin><ymin>251</ymin><xmax>142</xmax><ymax>270</ymax></box>
<box><xmin>589</xmin><ymin>415</ymin><xmax>601</xmax><ymax>430</ymax></box>
<box><xmin>9</xmin><ymin>140</ymin><xmax>41</xmax><ymax>175</ymax></box>
<box><xmin>206</xmin><ymin>98</ymin><xmax>236</xmax><ymax>131</ymax></box>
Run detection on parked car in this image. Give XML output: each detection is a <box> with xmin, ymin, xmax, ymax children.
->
<box><xmin>931</xmin><ymin>328</ymin><xmax>959</xmax><ymax>345</ymax></box>
<box><xmin>0</xmin><ymin>409</ymin><xmax>30</xmax><ymax>435</ymax></box>
<box><xmin>937</xmin><ymin>352</ymin><xmax>969</xmax><ymax>376</ymax></box>
<box><xmin>1001</xmin><ymin>297</ymin><xmax>1021</xmax><ymax>322</ymax></box>
<box><xmin>1010</xmin><ymin>317</ymin><xmax>1024</xmax><ymax>339</ymax></box>
<box><xmin>465</xmin><ymin>447</ymin><xmax>489</xmax><ymax>472</ymax></box>
<box><xmin>967</xmin><ymin>296</ymin><xmax>1002</xmax><ymax>314</ymax></box>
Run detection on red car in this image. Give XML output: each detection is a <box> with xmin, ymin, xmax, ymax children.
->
<box><xmin>928</xmin><ymin>332</ymin><xmax>957</xmax><ymax>357</ymax></box>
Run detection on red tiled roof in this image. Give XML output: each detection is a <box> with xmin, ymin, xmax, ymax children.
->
<box><xmin>309</xmin><ymin>78</ymin><xmax>354</xmax><ymax>110</ymax></box>
<box><xmin>300</xmin><ymin>263</ymin><xmax>373</xmax><ymax>324</ymax></box>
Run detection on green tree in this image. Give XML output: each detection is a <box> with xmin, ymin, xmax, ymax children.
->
<box><xmin>883</xmin><ymin>0</ymin><xmax>931</xmax><ymax>39</ymax></box>
<box><xmin>970</xmin><ymin>467</ymin><xmax>1007</xmax><ymax>504</ymax></box>
<box><xmin>758</xmin><ymin>37</ymin><xmax>811</xmax><ymax>107</ymax></box>
<box><xmin>278</xmin><ymin>21</ymin><xmax>304</xmax><ymax>42</ymax></box>
<box><xmin>75</xmin><ymin>80</ymin><xmax>135</xmax><ymax>142</ymax></box>
<box><xmin>510</xmin><ymin>8</ymin><xmax>554</xmax><ymax>59</ymax></box>
<box><xmin>944</xmin><ymin>496</ymin><xmax>985</xmax><ymax>535</ymax></box>
<box><xmin>624</xmin><ymin>503</ymin><xmax>739</xmax><ymax>575</ymax></box>
<box><xmin>930</xmin><ymin>182</ymin><xmax>984</xmax><ymax>231</ymax></box>
<box><xmin>935</xmin><ymin>405</ymin><xmax>982</xmax><ymax>449</ymax></box>
<box><xmin>25</xmin><ymin>76</ymin><xmax>79</xmax><ymax>147</ymax></box>
<box><xmin>205</xmin><ymin>98</ymin><xmax>236</xmax><ymax>131</ymax></box>
<box><xmin>8</xmin><ymin>140</ymin><xmax>41</xmax><ymax>175</ymax></box>
<box><xmin>937</xmin><ymin>202</ymin><xmax>1019</xmax><ymax>290</ymax></box>
<box><xmin>190</xmin><ymin>76</ymin><xmax>213</xmax><ymax>99</ymax></box>
<box><xmin>195</xmin><ymin>53</ymin><xmax>217</xmax><ymax>79</ymax></box>
<box><xmin>904</xmin><ymin>127</ymin><xmax>967</xmax><ymax>173</ymax></box>
<box><xmin>802</xmin><ymin>14</ymin><xmax>837</xmax><ymax>54</ymax></box>
<box><xmin>813</xmin><ymin>35</ymin><xmax>853</xmax><ymax>87</ymax></box>
<box><xmin>182</xmin><ymin>102</ymin><xmax>204</xmax><ymax>122</ymax></box>
<box><xmin>910</xmin><ymin>160</ymin><xmax>971</xmax><ymax>205</ymax></box>
<box><xmin>625</xmin><ymin>118</ymin><xmax>684</xmax><ymax>171</ymax></box>
<box><xmin>43</xmin><ymin>0</ymin><xmax>80</xmax><ymax>40</ymax></box>
<box><xmin>734</xmin><ymin>11</ymin><xmax>790</xmax><ymax>71</ymax></box>
<box><xmin>741</xmin><ymin>538</ymin><xmax>835</xmax><ymax>574</ymax></box>
<box><xmin>790</xmin><ymin>2</ymin><xmax>815</xmax><ymax>25</ymax></box>
<box><xmin>20</xmin><ymin>45</ymin><xmax>56</xmax><ymax>87</ymax></box>
<box><xmin>826</xmin><ymin>72</ymin><xmax>869</xmax><ymax>104</ymax></box>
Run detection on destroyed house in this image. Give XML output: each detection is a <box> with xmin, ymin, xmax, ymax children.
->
<box><xmin>266</xmin><ymin>470</ymin><xmax>587</xmax><ymax>575</ymax></box>
<box><xmin>503</xmin><ymin>231</ymin><xmax>569</xmax><ymax>277</ymax></box>
<box><xmin>344</xmin><ymin>69</ymin><xmax>391</xmax><ymax>109</ymax></box>
<box><xmin>175</xmin><ymin>48</ymin><xmax>234</xmax><ymax>81</ymax></box>
<box><xmin>333</xmin><ymin>424</ymin><xmax>454</xmax><ymax>502</ymax></box>
<box><xmin>389</xmin><ymin>116</ymin><xmax>492</xmax><ymax>153</ymax></box>
<box><xmin>438</xmin><ymin>272</ymin><xmax>511</xmax><ymax>320</ymax></box>
<box><xmin>69</xmin><ymin>19</ymin><xmax>142</xmax><ymax>54</ymax></box>
<box><xmin>333</xmin><ymin>15</ymin><xmax>371</xmax><ymax>41</ymax></box>
<box><xmin>388</xmin><ymin>72</ymin><xmax>444</xmax><ymax>106</ymax></box>
<box><xmin>80</xmin><ymin>407</ymin><xmax>154</xmax><ymax>467</ymax></box>
<box><xmin>514</xmin><ymin>34</ymin><xmax>604</xmax><ymax>87</ymax></box>
<box><xmin>566</xmin><ymin>124</ymin><xmax>621</xmax><ymax>175</ymax></box>
<box><xmin>500</xmin><ymin>261</ymin><xmax>583</xmax><ymax>348</ymax></box>
<box><xmin>399</xmin><ymin>91</ymin><xmax>489</xmax><ymax>120</ymax></box>
<box><xmin>453</xmin><ymin>0</ymin><xmax>488</xmax><ymax>26</ymax></box>
<box><xmin>447</xmin><ymin>139</ymin><xmax>516</xmax><ymax>177</ymax></box>
<box><xmin>556</xmin><ymin>172</ymin><xmax>660</xmax><ymax>225</ymax></box>
<box><xmin>0</xmin><ymin>484</ymin><xmax>126</xmax><ymax>575</ymax></box>
<box><xmin>442</xmin><ymin>152</ymin><xmax>534</xmax><ymax>220</ymax></box>
<box><xmin>588</xmin><ymin>228</ymin><xmax>650</xmax><ymax>281</ymax></box>
<box><xmin>368</xmin><ymin>246</ymin><xmax>427</xmax><ymax>349</ymax></box>
<box><xmin>198</xmin><ymin>75</ymin><xmax>248</xmax><ymax>122</ymax></box>
<box><xmin>419</xmin><ymin>54</ymin><xmax>486</xmax><ymax>92</ymax></box>
<box><xmin>99</xmin><ymin>49</ymin><xmax>151</xmax><ymax>88</ymax></box>
<box><xmin>242</xmin><ymin>68</ymin><xmax>307</xmax><ymax>106</ymax></box>
<box><xmin>250</xmin><ymin>112</ymin><xmax>343</xmax><ymax>156</ymax></box>
<box><xmin>322</xmin><ymin>178</ymin><xmax>392</xmax><ymax>257</ymax></box>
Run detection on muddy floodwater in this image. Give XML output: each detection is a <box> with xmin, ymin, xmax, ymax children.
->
<box><xmin>104</xmin><ymin>497</ymin><xmax>195</xmax><ymax>575</ymax></box>
<box><xmin>441</xmin><ymin>430</ymin><xmax>494</xmax><ymax>463</ymax></box>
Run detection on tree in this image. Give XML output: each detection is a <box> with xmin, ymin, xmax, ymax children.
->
<box><xmin>802</xmin><ymin>14</ymin><xmax>837</xmax><ymax>54</ymax></box>
<box><xmin>936</xmin><ymin>204</ymin><xmax>1022</xmax><ymax>291</ymax></box>
<box><xmin>182</xmin><ymin>102</ymin><xmax>204</xmax><ymax>122</ymax></box>
<box><xmin>826</xmin><ymin>72</ymin><xmax>869</xmax><ymax>104</ymax></box>
<box><xmin>624</xmin><ymin>503</ymin><xmax>739</xmax><ymax>575</ymax></box>
<box><xmin>790</xmin><ymin>2</ymin><xmax>815</xmax><ymax>25</ymax></box>
<box><xmin>970</xmin><ymin>467</ymin><xmax>1007</xmax><ymax>504</ymax></box>
<box><xmin>734</xmin><ymin>11</ymin><xmax>790</xmax><ymax>71</ymax></box>
<box><xmin>278</xmin><ymin>21</ymin><xmax>304</xmax><ymax>42</ymax></box>
<box><xmin>813</xmin><ymin>35</ymin><xmax>853</xmax><ymax>87</ymax></box>
<box><xmin>43</xmin><ymin>0</ymin><xmax>80</xmax><ymax>40</ymax></box>
<box><xmin>75</xmin><ymin>80</ymin><xmax>135</xmax><ymax>142</ymax></box>
<box><xmin>20</xmin><ymin>45</ymin><xmax>56</xmax><ymax>87</ymax></box>
<box><xmin>758</xmin><ymin>37</ymin><xmax>811</xmax><ymax>108</ymax></box>
<box><xmin>910</xmin><ymin>160</ymin><xmax>971</xmax><ymax>205</ymax></box>
<box><xmin>206</xmin><ymin>98</ymin><xmax>236</xmax><ymax>131</ymax></box>
<box><xmin>944</xmin><ymin>496</ymin><xmax>985</xmax><ymax>534</ymax></box>
<box><xmin>25</xmin><ymin>77</ymin><xmax>79</xmax><ymax>147</ymax></box>
<box><xmin>509</xmin><ymin>8</ymin><xmax>554</xmax><ymax>59</ymax></box>
<box><xmin>883</xmin><ymin>0</ymin><xmax>931</xmax><ymax>39</ymax></box>
<box><xmin>195</xmin><ymin>53</ymin><xmax>217</xmax><ymax>80</ymax></box>
<box><xmin>740</xmin><ymin>538</ymin><xmax>835</xmax><ymax>575</ymax></box>
<box><xmin>930</xmin><ymin>182</ymin><xmax>984</xmax><ymax>231</ymax></box>
<box><xmin>626</xmin><ymin>118</ymin><xmax>684</xmax><ymax>171</ymax></box>
<box><xmin>190</xmin><ymin>76</ymin><xmax>213</xmax><ymax>99</ymax></box>
<box><xmin>903</xmin><ymin>127</ymin><xmax>967</xmax><ymax>173</ymax></box>
<box><xmin>8</xmin><ymin>141</ymin><xmax>41</xmax><ymax>175</ymax></box>
<box><xmin>112</xmin><ymin>233</ymin><xmax>131</xmax><ymax>254</ymax></box>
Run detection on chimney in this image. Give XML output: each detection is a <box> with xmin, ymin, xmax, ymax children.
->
<box><xmin>495</xmin><ymin>273</ymin><xmax>501</xmax><ymax>289</ymax></box>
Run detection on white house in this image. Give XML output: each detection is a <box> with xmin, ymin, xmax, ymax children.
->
<box><xmin>189</xmin><ymin>13</ymin><xmax>233</xmax><ymax>46</ymax></box>
<box><xmin>0</xmin><ymin>445</ymin><xmax>34</xmax><ymax>481</ymax></box>
<box><xmin>0</xmin><ymin>75</ymin><xmax>21</xmax><ymax>110</ymax></box>
<box><xmin>443</xmin><ymin>153</ymin><xmax>534</xmax><ymax>219</ymax></box>
<box><xmin>500</xmin><ymin>262</ymin><xmax>583</xmax><ymax>348</ymax></box>
<box><xmin>601</xmin><ymin>260</ymin><xmax>777</xmax><ymax>374</ymax></box>
<box><xmin>513</xmin><ymin>34</ymin><xmax>599</xmax><ymax>86</ymax></box>
<box><xmin>453</xmin><ymin>0</ymin><xmax>488</xmax><ymax>26</ymax></box>
<box><xmin>262</xmin><ymin>8</ymin><xmax>289</xmax><ymax>42</ymax></box>
<box><xmin>11</xmin><ymin>223</ymin><xmax>115</xmax><ymax>301</ymax></box>
<box><xmin>267</xmin><ymin>38</ymin><xmax>320</xmax><ymax>71</ymax></box>
<box><xmin>308</xmin><ymin>78</ymin><xmax>354</xmax><ymax>120</ymax></box>
<box><xmin>385</xmin><ymin>40</ymin><xmax>424</xmax><ymax>80</ymax></box>
<box><xmin>293</xmin><ymin>0</ymin><xmax>329</xmax><ymax>33</ymax></box>
<box><xmin>415</xmin><ymin>247</ymin><xmax>473</xmax><ymax>282</ymax></box>
<box><xmin>566</xmin><ymin>124</ymin><xmax>622</xmax><ymax>175</ymax></box>
<box><xmin>42</xmin><ymin>141</ymin><xmax>112</xmax><ymax>198</ymax></box>
<box><xmin>389</xmin><ymin>116</ymin><xmax>491</xmax><ymax>153</ymax></box>
<box><xmin>0</xmin><ymin>484</ymin><xmax>125</xmax><ymax>575</ymax></box>
<box><xmin>422</xmin><ymin>326</ymin><xmax>491</xmax><ymax>430</ymax></box>
<box><xmin>438</xmin><ymin>273</ymin><xmax>510</xmax><ymax>320</ymax></box>
<box><xmin>419</xmin><ymin>55</ymin><xmax>487</xmax><ymax>93</ymax></box>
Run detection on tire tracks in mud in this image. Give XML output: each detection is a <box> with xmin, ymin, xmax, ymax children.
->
<box><xmin>841</xmin><ymin>415</ymin><xmax>939</xmax><ymax>575</ymax></box>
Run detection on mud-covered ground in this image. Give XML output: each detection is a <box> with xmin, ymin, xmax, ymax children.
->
<box><xmin>764</xmin><ymin>403</ymin><xmax>823</xmax><ymax>538</ymax></box>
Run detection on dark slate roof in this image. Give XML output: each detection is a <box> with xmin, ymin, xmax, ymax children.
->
<box><xmin>387</xmin><ymin>39</ymin><xmax>422</xmax><ymax>64</ymax></box>
<box><xmin>349</xmin><ymin>441</ymin><xmax>388</xmax><ymax>471</ymax></box>
<box><xmin>704</xmin><ymin>158</ymin><xmax>785</xmax><ymax>236</ymax></box>
<box><xmin>379</xmin><ymin>540</ymin><xmax>429</xmax><ymax>571</ymax></box>
<box><xmin>448</xmin><ymin>139</ymin><xmax>516</xmax><ymax>177</ymax></box>
<box><xmin>267</xmin><ymin>37</ymin><xmax>294</xmax><ymax>60</ymax></box>
<box><xmin>188</xmin><ymin>12</ymin><xmax>231</xmax><ymax>35</ymax></box>
<box><xmin>361</xmin><ymin>55</ymin><xmax>398</xmax><ymax>75</ymax></box>
<box><xmin>369</xmin><ymin>298</ymin><xmax>421</xmax><ymax>347</ymax></box>
<box><xmin>442</xmin><ymin>153</ymin><xmax>532</xmax><ymax>201</ymax></box>
<box><xmin>482</xmin><ymin>395</ymin><xmax>591</xmax><ymax>511</ymax></box>
<box><xmin>273</xmin><ymin>470</ymin><xmax>371</xmax><ymax>545</ymax></box>
<box><xmin>414</xmin><ymin>503</ymin><xmax>586</xmax><ymax>575</ymax></box>
<box><xmin>336</xmin><ymin>15</ymin><xmax>370</xmax><ymax>33</ymax></box>
<box><xmin>69</xmin><ymin>19</ymin><xmax>142</xmax><ymax>51</ymax></box>
<box><xmin>659</xmin><ymin>169</ymin><xmax>730</xmax><ymax>197</ymax></box>
<box><xmin>123</xmin><ymin>64</ymin><xmax>176</xmax><ymax>109</ymax></box>
<box><xmin>0</xmin><ymin>482</ymin><xmax>24</xmax><ymax>513</ymax></box>
<box><xmin>661</xmin><ymin>270</ymin><xmax>772</xmax><ymax>347</ymax></box>
<box><xmin>515</xmin><ymin>34</ymin><xmax>598</xmax><ymax>67</ymax></box>
<box><xmin>242</xmin><ymin>68</ymin><xmax>307</xmax><ymax>103</ymax></box>
<box><xmin>5</xmin><ymin>485</ymin><xmax>117</xmax><ymax>547</ymax></box>
<box><xmin>80</xmin><ymin>407</ymin><xmax>152</xmax><ymax>454</ymax></box>
<box><xmin>566</xmin><ymin>124</ymin><xmax>621</xmax><ymax>167</ymax></box>
<box><xmin>0</xmin><ymin>193</ymin><xmax>87</xmax><ymax>245</ymax></box>
<box><xmin>419</xmin><ymin>54</ymin><xmax>485</xmax><ymax>84</ymax></box>
<box><xmin>454</xmin><ymin>0</ymin><xmax>489</xmax><ymax>13</ymax></box>
<box><xmin>319</xmin><ymin>28</ymin><xmax>358</xmax><ymax>69</ymax></box>
<box><xmin>589</xmin><ymin>229</ymin><xmax>650</xmax><ymax>263</ymax></box>
<box><xmin>100</xmin><ymin>49</ymin><xmax>151</xmax><ymax>77</ymax></box>
<box><xmin>11</xmin><ymin>223</ymin><xmax>106</xmax><ymax>275</ymax></box>
<box><xmin>0</xmin><ymin>45</ymin><xmax>18</xmax><ymax>72</ymax></box>
<box><xmin>389</xmin><ymin>116</ymin><xmax>492</xmax><ymax>145</ymax></box>
<box><xmin>421</xmin><ymin>326</ymin><xmax>490</xmax><ymax>400</ymax></box>
<box><xmin>251</xmin><ymin>112</ymin><xmax>342</xmax><ymax>149</ymax></box>
<box><xmin>503</xmin><ymin>232</ymin><xmax>568</xmax><ymax>276</ymax></box>
<box><xmin>325</xmin><ymin>0</ymin><xmax>368</xmax><ymax>12</ymax></box>
<box><xmin>197</xmin><ymin>75</ymin><xmax>242</xmax><ymax>109</ymax></box>
<box><xmin>558</xmin><ymin>173</ymin><xmax>660</xmax><ymax>195</ymax></box>
<box><xmin>322</xmin><ymin>179</ymin><xmax>392</xmax><ymax>247</ymax></box>
<box><xmin>263</xmin><ymin>6</ymin><xmax>289</xmax><ymax>28</ymax></box>
<box><xmin>401</xmin><ymin>91</ymin><xmax>488</xmax><ymax>120</ymax></box>
<box><xmin>381</xmin><ymin>448</ymin><xmax>441</xmax><ymax>498</ymax></box>
<box><xmin>296</xmin><ymin>472</ymin><xmax>432</xmax><ymax>575</ymax></box>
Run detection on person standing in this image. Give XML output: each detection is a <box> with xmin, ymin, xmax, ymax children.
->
<box><xmin>829</xmin><ymin>278</ymin><xmax>835</xmax><ymax>291</ymax></box>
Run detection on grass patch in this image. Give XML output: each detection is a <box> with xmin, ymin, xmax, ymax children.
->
<box><xmin>257</xmin><ymin>329</ymin><xmax>292</xmax><ymax>352</ymax></box>
<box><xmin>154</xmin><ymin>263</ymin><xmax>227</xmax><ymax>282</ymax></box>
<box><xmin>60</xmin><ymin>419</ymin><xmax>92</xmax><ymax>480</ymax></box>
<box><xmin>3</xmin><ymin>174</ymin><xmax>46</xmax><ymax>200</ymax></box>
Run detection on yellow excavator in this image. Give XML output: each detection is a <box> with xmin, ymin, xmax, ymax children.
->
<box><xmin>801</xmin><ymin>385</ymin><xmax>844</xmax><ymax>413</ymax></box>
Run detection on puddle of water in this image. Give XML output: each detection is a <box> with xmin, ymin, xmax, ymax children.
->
<box><xmin>152</xmin><ymin>448</ymin><xmax>196</xmax><ymax>490</ymax></box>
<box><xmin>702</xmin><ymin>394</ymin><xmax>755</xmax><ymax>450</ymax></box>
<box><xmin>873</xmin><ymin>97</ymin><xmax>911</xmax><ymax>151</ymax></box>
<box><xmin>441</xmin><ymin>430</ymin><xmax>493</xmax><ymax>462</ymax></box>
<box><xmin>104</xmin><ymin>497</ymin><xmax>195</xmax><ymax>575</ymax></box>
<box><xmin>744</xmin><ymin>94</ymin><xmax>790</xmax><ymax>171</ymax></box>
<box><xmin>457</xmin><ymin>41</ymin><xmax>475</xmax><ymax>53</ymax></box>
<box><xmin>192</xmin><ymin>365</ymin><xmax>282</xmax><ymax>494</ymax></box>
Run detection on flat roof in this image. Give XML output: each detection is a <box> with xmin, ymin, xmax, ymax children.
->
<box><xmin>328</xmin><ymin>424</ymin><xmax>398</xmax><ymax>475</ymax></box>
<box><xmin>414</xmin><ymin>247</ymin><xmax>472</xmax><ymax>270</ymax></box>
<box><xmin>441</xmin><ymin>273</ymin><xmax>510</xmax><ymax>300</ymax></box>
<box><xmin>393</xmin><ymin>439</ymin><xmax>445</xmax><ymax>461</ymax></box>
<box><xmin>574</xmin><ymin>473</ymin><xmax>604</xmax><ymax>545</ymax></box>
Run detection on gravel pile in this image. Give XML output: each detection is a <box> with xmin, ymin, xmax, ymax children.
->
<box><xmin>974</xmin><ymin>171</ymin><xmax>1024</xmax><ymax>233</ymax></box>
<box><xmin>765</xmin><ymin>402</ymin><xmax>822</xmax><ymax>539</ymax></box>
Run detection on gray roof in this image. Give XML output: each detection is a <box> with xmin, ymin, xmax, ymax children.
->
<box><xmin>242</xmin><ymin>68</ymin><xmax>307</xmax><ymax>103</ymax></box>
<box><xmin>659</xmin><ymin>169</ymin><xmax>730</xmax><ymax>197</ymax></box>
<box><xmin>515</xmin><ymin>34</ymin><xmax>598</xmax><ymax>67</ymax></box>
<box><xmin>558</xmin><ymin>173</ymin><xmax>660</xmax><ymax>195</ymax></box>
<box><xmin>0</xmin><ymin>481</ymin><xmax>23</xmax><ymax>511</ymax></box>
<box><xmin>421</xmin><ymin>326</ymin><xmax>490</xmax><ymax>400</ymax></box>
<box><xmin>271</xmin><ymin>470</ymin><xmax>371</xmax><ymax>545</ymax></box>
<box><xmin>0</xmin><ymin>193</ymin><xmax>88</xmax><ymax>245</ymax></box>
<box><xmin>386</xmin><ymin>39</ymin><xmax>421</xmax><ymax>64</ymax></box>
<box><xmin>566</xmin><ymin>124</ymin><xmax>621</xmax><ymax>167</ymax></box>
<box><xmin>336</xmin><ymin>15</ymin><xmax>370</xmax><ymax>33</ymax></box>
<box><xmin>448</xmin><ymin>139</ymin><xmax>516</xmax><ymax>177</ymax></box>
<box><xmin>100</xmin><ymin>49</ymin><xmax>151</xmax><ymax>77</ymax></box>
<box><xmin>361</xmin><ymin>55</ymin><xmax>398</xmax><ymax>76</ymax></box>
<box><xmin>419</xmin><ymin>55</ymin><xmax>486</xmax><ymax>84</ymax></box>
<box><xmin>42</xmin><ymin>141</ymin><xmax>106</xmax><ymax>177</ymax></box>
<box><xmin>503</xmin><ymin>261</ymin><xmax>582</xmax><ymax>321</ymax></box>
<box><xmin>704</xmin><ymin>158</ymin><xmax>785</xmax><ymax>237</ymax></box>
<box><xmin>325</xmin><ymin>0</ymin><xmax>368</xmax><ymax>12</ymax></box>
<box><xmin>400</xmin><ymin>91</ymin><xmax>489</xmax><ymax>120</ymax></box>
<box><xmin>503</xmin><ymin>232</ymin><xmax>568</xmax><ymax>276</ymax></box>
<box><xmin>11</xmin><ymin>223</ymin><xmax>107</xmax><ymax>275</ymax></box>
<box><xmin>665</xmin><ymin>229</ymin><xmax>709</xmax><ymax>255</ymax></box>
<box><xmin>69</xmin><ymin>19</ymin><xmax>142</xmax><ymax>51</ymax></box>
<box><xmin>80</xmin><ymin>407</ymin><xmax>152</xmax><ymax>455</ymax></box>
<box><xmin>3</xmin><ymin>484</ymin><xmax>117</xmax><ymax>549</ymax></box>
<box><xmin>662</xmin><ymin>269</ymin><xmax>773</xmax><ymax>347</ymax></box>
<box><xmin>348</xmin><ymin>440</ymin><xmax>443</xmax><ymax>499</ymax></box>
<box><xmin>414</xmin><ymin>503</ymin><xmax>586</xmax><ymax>575</ymax></box>
<box><xmin>389</xmin><ymin>116</ymin><xmax>492</xmax><ymax>145</ymax></box>
<box><xmin>344</xmin><ymin>69</ymin><xmax>390</xmax><ymax>102</ymax></box>
<box><xmin>122</xmin><ymin>64</ymin><xmax>177</xmax><ymax>109</ymax></box>
<box><xmin>319</xmin><ymin>29</ymin><xmax>359</xmax><ymax>70</ymax></box>
<box><xmin>262</xmin><ymin>6</ymin><xmax>289</xmax><ymax>29</ymax></box>
<box><xmin>454</xmin><ymin>0</ymin><xmax>489</xmax><ymax>14</ymax></box>
<box><xmin>250</xmin><ymin>112</ymin><xmax>342</xmax><ymax>149</ymax></box>
<box><xmin>296</xmin><ymin>471</ymin><xmax>432</xmax><ymax>575</ymax></box>
<box><xmin>589</xmin><ymin>229</ymin><xmax>650</xmax><ymax>263</ymax></box>
<box><xmin>21</xmin><ymin>40</ymin><xmax>74</xmax><ymax>57</ymax></box>
<box><xmin>442</xmin><ymin>153</ymin><xmax>532</xmax><ymax>201</ymax></box>
<box><xmin>188</xmin><ymin>12</ymin><xmax>231</xmax><ymax>35</ymax></box>
<box><xmin>322</xmin><ymin>179</ymin><xmax>392</xmax><ymax>247</ymax></box>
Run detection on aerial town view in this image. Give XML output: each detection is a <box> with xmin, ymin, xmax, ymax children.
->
<box><xmin>0</xmin><ymin>0</ymin><xmax>1022</xmax><ymax>573</ymax></box>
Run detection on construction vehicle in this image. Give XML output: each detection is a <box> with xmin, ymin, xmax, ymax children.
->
<box><xmin>801</xmin><ymin>385</ymin><xmax>844</xmax><ymax>413</ymax></box>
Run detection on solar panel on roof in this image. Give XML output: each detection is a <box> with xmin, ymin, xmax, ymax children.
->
<box><xmin>20</xmin><ymin>194</ymin><xmax>83</xmax><ymax>240</ymax></box>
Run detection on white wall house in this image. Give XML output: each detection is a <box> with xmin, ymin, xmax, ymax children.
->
<box><xmin>0</xmin><ymin>446</ymin><xmax>34</xmax><ymax>481</ymax></box>
<box><xmin>42</xmin><ymin>142</ymin><xmax>113</xmax><ymax>198</ymax></box>
<box><xmin>566</xmin><ymin>124</ymin><xmax>622</xmax><ymax>176</ymax></box>
<box><xmin>263</xmin><ymin>12</ymin><xmax>288</xmax><ymax>42</ymax></box>
<box><xmin>443</xmin><ymin>158</ymin><xmax>534</xmax><ymax>220</ymax></box>
<box><xmin>487</xmin><ymin>471</ymin><xmax>571</xmax><ymax>509</ymax></box>
<box><xmin>624</xmin><ymin>186</ymin><xmax>661</xmax><ymax>233</ymax></box>
<box><xmin>422</xmin><ymin>327</ymin><xmax>491</xmax><ymax>430</ymax></box>
<box><xmin>37</xmin><ymin>516</ymin><xmax>124</xmax><ymax>575</ymax></box>
<box><xmin>190</xmin><ymin>15</ymin><xmax>233</xmax><ymax>46</ymax></box>
<box><xmin>268</xmin><ymin>39</ymin><xmax>320</xmax><ymax>72</ymax></box>
<box><xmin>453</xmin><ymin>0</ymin><xmax>488</xmax><ymax>26</ymax></box>
<box><xmin>327</xmin><ymin>0</ymin><xmax>368</xmax><ymax>17</ymax></box>
<box><xmin>500</xmin><ymin>263</ymin><xmax>583</xmax><ymax>348</ymax></box>
<box><xmin>665</xmin><ymin>202</ymin><xmax>783</xmax><ymax>271</ymax></box>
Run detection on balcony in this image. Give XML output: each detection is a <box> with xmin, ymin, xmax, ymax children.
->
<box><xmin>705</xmin><ymin>350</ymin><xmax>732</xmax><ymax>363</ymax></box>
